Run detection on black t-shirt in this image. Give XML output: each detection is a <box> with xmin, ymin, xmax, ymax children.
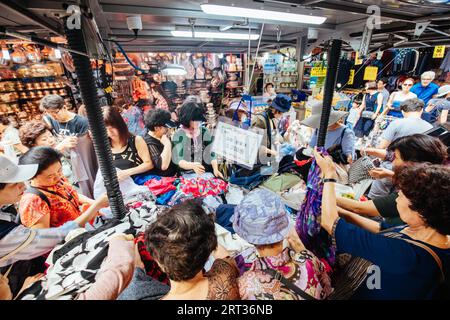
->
<box><xmin>372</xmin><ymin>192</ymin><xmax>403</xmax><ymax>228</ymax></box>
<box><xmin>46</xmin><ymin>114</ymin><xmax>89</xmax><ymax>137</ymax></box>
<box><xmin>143</xmin><ymin>135</ymin><xmax>178</xmax><ymax>177</ymax></box>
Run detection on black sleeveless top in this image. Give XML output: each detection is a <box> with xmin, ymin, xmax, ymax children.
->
<box><xmin>112</xmin><ymin>136</ymin><xmax>143</xmax><ymax>171</ymax></box>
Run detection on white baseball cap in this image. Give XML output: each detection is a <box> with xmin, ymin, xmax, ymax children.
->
<box><xmin>0</xmin><ymin>155</ymin><xmax>38</xmax><ymax>183</ymax></box>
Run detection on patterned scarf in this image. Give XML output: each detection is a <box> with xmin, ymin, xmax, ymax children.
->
<box><xmin>295</xmin><ymin>147</ymin><xmax>337</xmax><ymax>266</ymax></box>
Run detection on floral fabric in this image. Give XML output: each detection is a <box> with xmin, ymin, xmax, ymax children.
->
<box><xmin>238</xmin><ymin>248</ymin><xmax>333</xmax><ymax>300</ymax></box>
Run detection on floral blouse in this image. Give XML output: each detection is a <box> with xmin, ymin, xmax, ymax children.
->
<box><xmin>238</xmin><ymin>248</ymin><xmax>333</xmax><ymax>300</ymax></box>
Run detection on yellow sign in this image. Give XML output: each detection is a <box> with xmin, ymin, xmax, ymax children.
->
<box><xmin>311</xmin><ymin>67</ymin><xmax>327</xmax><ymax>77</ymax></box>
<box><xmin>433</xmin><ymin>45</ymin><xmax>446</xmax><ymax>59</ymax></box>
<box><xmin>348</xmin><ymin>69</ymin><xmax>355</xmax><ymax>85</ymax></box>
<box><xmin>355</xmin><ymin>52</ymin><xmax>363</xmax><ymax>65</ymax></box>
<box><xmin>363</xmin><ymin>66</ymin><xmax>378</xmax><ymax>81</ymax></box>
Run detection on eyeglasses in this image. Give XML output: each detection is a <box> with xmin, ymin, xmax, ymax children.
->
<box><xmin>403</xmin><ymin>83</ymin><xmax>413</xmax><ymax>87</ymax></box>
<box><xmin>421</xmin><ymin>78</ymin><xmax>432</xmax><ymax>81</ymax></box>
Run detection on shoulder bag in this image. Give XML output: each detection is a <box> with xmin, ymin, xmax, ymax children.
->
<box><xmin>260</xmin><ymin>268</ymin><xmax>317</xmax><ymax>300</ymax></box>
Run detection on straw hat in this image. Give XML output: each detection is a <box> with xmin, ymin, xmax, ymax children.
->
<box><xmin>300</xmin><ymin>101</ymin><xmax>348</xmax><ymax>129</ymax></box>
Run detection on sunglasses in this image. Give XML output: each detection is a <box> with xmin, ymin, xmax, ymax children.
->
<box><xmin>403</xmin><ymin>83</ymin><xmax>413</xmax><ymax>87</ymax></box>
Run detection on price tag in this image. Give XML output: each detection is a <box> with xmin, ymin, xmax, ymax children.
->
<box><xmin>355</xmin><ymin>52</ymin><xmax>363</xmax><ymax>65</ymax></box>
<box><xmin>311</xmin><ymin>67</ymin><xmax>327</xmax><ymax>77</ymax></box>
<box><xmin>363</xmin><ymin>66</ymin><xmax>378</xmax><ymax>81</ymax></box>
<box><xmin>348</xmin><ymin>69</ymin><xmax>355</xmax><ymax>85</ymax></box>
<box><xmin>433</xmin><ymin>45</ymin><xmax>446</xmax><ymax>59</ymax></box>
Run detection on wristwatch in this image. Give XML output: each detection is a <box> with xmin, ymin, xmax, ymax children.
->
<box><xmin>322</xmin><ymin>178</ymin><xmax>337</xmax><ymax>184</ymax></box>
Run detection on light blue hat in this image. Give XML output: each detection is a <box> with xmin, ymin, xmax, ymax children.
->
<box><xmin>232</xmin><ymin>188</ymin><xmax>289</xmax><ymax>245</ymax></box>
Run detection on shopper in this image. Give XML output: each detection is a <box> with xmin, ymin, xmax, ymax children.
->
<box><xmin>40</xmin><ymin>94</ymin><xmax>89</xmax><ymax>138</ymax></box>
<box><xmin>354</xmin><ymin>82</ymin><xmax>383</xmax><ymax>138</ymax></box>
<box><xmin>377</xmin><ymin>78</ymin><xmax>390</xmax><ymax>110</ymax></box>
<box><xmin>377</xmin><ymin>98</ymin><xmax>433</xmax><ymax>150</ymax></box>
<box><xmin>366</xmin><ymin>98</ymin><xmax>433</xmax><ymax>199</ymax></box>
<box><xmin>172</xmin><ymin>102</ymin><xmax>223</xmax><ymax>178</ymax></box>
<box><xmin>263</xmin><ymin>83</ymin><xmax>276</xmax><ymax>98</ymax></box>
<box><xmin>411</xmin><ymin>71</ymin><xmax>440</xmax><ymax>105</ymax></box>
<box><xmin>251</xmin><ymin>94</ymin><xmax>292</xmax><ymax>162</ymax></box>
<box><xmin>143</xmin><ymin>109</ymin><xmax>178</xmax><ymax>177</ymax></box>
<box><xmin>302</xmin><ymin>101</ymin><xmax>355</xmax><ymax>164</ymax></box>
<box><xmin>233</xmin><ymin>189</ymin><xmax>333</xmax><ymax>300</ymax></box>
<box><xmin>337</xmin><ymin>134</ymin><xmax>448</xmax><ymax>230</ymax></box>
<box><xmin>0</xmin><ymin>115</ymin><xmax>26</xmax><ymax>159</ymax></box>
<box><xmin>314</xmin><ymin>149</ymin><xmax>450</xmax><ymax>300</ymax></box>
<box><xmin>423</xmin><ymin>84</ymin><xmax>450</xmax><ymax>125</ymax></box>
<box><xmin>19</xmin><ymin>120</ymin><xmax>77</xmax><ymax>185</ymax></box>
<box><xmin>103</xmin><ymin>106</ymin><xmax>152</xmax><ymax>182</ymax></box>
<box><xmin>0</xmin><ymin>154</ymin><xmax>107</xmax><ymax>268</ymax></box>
<box><xmin>18</xmin><ymin>146</ymin><xmax>99</xmax><ymax>228</ymax></box>
<box><xmin>346</xmin><ymin>99</ymin><xmax>362</xmax><ymax>130</ymax></box>
<box><xmin>145</xmin><ymin>200</ymin><xmax>240</xmax><ymax>300</ymax></box>
<box><xmin>121</xmin><ymin>99</ymin><xmax>149</xmax><ymax>137</ymax></box>
<box><xmin>383</xmin><ymin>78</ymin><xmax>417</xmax><ymax>118</ymax></box>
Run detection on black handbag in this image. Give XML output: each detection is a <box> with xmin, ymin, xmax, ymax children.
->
<box><xmin>327</xmin><ymin>128</ymin><xmax>349</xmax><ymax>165</ymax></box>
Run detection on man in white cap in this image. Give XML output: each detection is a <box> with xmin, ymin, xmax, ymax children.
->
<box><xmin>0</xmin><ymin>155</ymin><xmax>108</xmax><ymax>269</ymax></box>
<box><xmin>423</xmin><ymin>84</ymin><xmax>450</xmax><ymax>125</ymax></box>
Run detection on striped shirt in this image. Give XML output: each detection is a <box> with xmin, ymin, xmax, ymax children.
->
<box><xmin>0</xmin><ymin>209</ymin><xmax>78</xmax><ymax>267</ymax></box>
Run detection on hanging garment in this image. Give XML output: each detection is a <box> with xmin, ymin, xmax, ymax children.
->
<box><xmin>73</xmin><ymin>134</ymin><xmax>98</xmax><ymax>199</ymax></box>
<box><xmin>295</xmin><ymin>148</ymin><xmax>336</xmax><ymax>266</ymax></box>
<box><xmin>440</xmin><ymin>49</ymin><xmax>450</xmax><ymax>73</ymax></box>
<box><xmin>16</xmin><ymin>193</ymin><xmax>162</xmax><ymax>300</ymax></box>
<box><xmin>121</xmin><ymin>106</ymin><xmax>147</xmax><ymax>137</ymax></box>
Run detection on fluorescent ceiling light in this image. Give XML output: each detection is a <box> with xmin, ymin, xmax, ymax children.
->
<box><xmin>171</xmin><ymin>30</ymin><xmax>259</xmax><ymax>40</ymax></box>
<box><xmin>201</xmin><ymin>4</ymin><xmax>327</xmax><ymax>25</ymax></box>
<box><xmin>161</xmin><ymin>64</ymin><xmax>187</xmax><ymax>76</ymax></box>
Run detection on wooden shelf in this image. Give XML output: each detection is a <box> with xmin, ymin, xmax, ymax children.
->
<box><xmin>0</xmin><ymin>87</ymin><xmax>66</xmax><ymax>94</ymax></box>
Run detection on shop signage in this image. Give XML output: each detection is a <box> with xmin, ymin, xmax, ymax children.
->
<box><xmin>311</xmin><ymin>67</ymin><xmax>327</xmax><ymax>77</ymax></box>
<box><xmin>281</xmin><ymin>61</ymin><xmax>297</xmax><ymax>72</ymax></box>
<box><xmin>211</xmin><ymin>120</ymin><xmax>263</xmax><ymax>169</ymax></box>
<box><xmin>363</xmin><ymin>66</ymin><xmax>378</xmax><ymax>81</ymax></box>
<box><xmin>263</xmin><ymin>54</ymin><xmax>283</xmax><ymax>74</ymax></box>
<box><xmin>348</xmin><ymin>69</ymin><xmax>355</xmax><ymax>85</ymax></box>
<box><xmin>355</xmin><ymin>52</ymin><xmax>363</xmax><ymax>65</ymax></box>
<box><xmin>433</xmin><ymin>45</ymin><xmax>446</xmax><ymax>59</ymax></box>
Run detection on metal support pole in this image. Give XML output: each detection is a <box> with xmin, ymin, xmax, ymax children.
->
<box><xmin>64</xmin><ymin>21</ymin><xmax>127</xmax><ymax>219</ymax></box>
<box><xmin>317</xmin><ymin>39</ymin><xmax>342</xmax><ymax>147</ymax></box>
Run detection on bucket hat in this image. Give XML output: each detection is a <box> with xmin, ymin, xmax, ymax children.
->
<box><xmin>271</xmin><ymin>94</ymin><xmax>292</xmax><ymax>113</ymax></box>
<box><xmin>232</xmin><ymin>188</ymin><xmax>289</xmax><ymax>245</ymax></box>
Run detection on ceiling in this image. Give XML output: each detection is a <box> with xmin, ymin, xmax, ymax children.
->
<box><xmin>1</xmin><ymin>0</ymin><xmax>450</xmax><ymax>55</ymax></box>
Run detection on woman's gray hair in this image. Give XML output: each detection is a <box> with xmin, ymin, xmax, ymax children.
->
<box><xmin>40</xmin><ymin>94</ymin><xmax>65</xmax><ymax>111</ymax></box>
<box><xmin>421</xmin><ymin>71</ymin><xmax>436</xmax><ymax>81</ymax></box>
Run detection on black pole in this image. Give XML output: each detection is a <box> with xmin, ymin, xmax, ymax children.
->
<box><xmin>64</xmin><ymin>22</ymin><xmax>127</xmax><ymax>219</ymax></box>
<box><xmin>317</xmin><ymin>39</ymin><xmax>342</xmax><ymax>147</ymax></box>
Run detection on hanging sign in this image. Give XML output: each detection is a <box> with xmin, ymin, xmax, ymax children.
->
<box><xmin>363</xmin><ymin>66</ymin><xmax>378</xmax><ymax>81</ymax></box>
<box><xmin>211</xmin><ymin>119</ymin><xmax>264</xmax><ymax>169</ymax></box>
<box><xmin>311</xmin><ymin>67</ymin><xmax>327</xmax><ymax>77</ymax></box>
<box><xmin>433</xmin><ymin>45</ymin><xmax>446</xmax><ymax>59</ymax></box>
<box><xmin>348</xmin><ymin>69</ymin><xmax>355</xmax><ymax>85</ymax></box>
<box><xmin>355</xmin><ymin>52</ymin><xmax>363</xmax><ymax>65</ymax></box>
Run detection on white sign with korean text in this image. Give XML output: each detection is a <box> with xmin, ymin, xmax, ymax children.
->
<box><xmin>212</xmin><ymin>120</ymin><xmax>263</xmax><ymax>169</ymax></box>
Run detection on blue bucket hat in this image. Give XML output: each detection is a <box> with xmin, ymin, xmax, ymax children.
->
<box><xmin>232</xmin><ymin>189</ymin><xmax>289</xmax><ymax>245</ymax></box>
<box><xmin>271</xmin><ymin>94</ymin><xmax>292</xmax><ymax>113</ymax></box>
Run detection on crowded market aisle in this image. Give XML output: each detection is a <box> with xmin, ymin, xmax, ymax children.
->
<box><xmin>0</xmin><ymin>0</ymin><xmax>450</xmax><ymax>303</ymax></box>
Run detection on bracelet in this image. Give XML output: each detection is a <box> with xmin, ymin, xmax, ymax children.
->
<box><xmin>322</xmin><ymin>178</ymin><xmax>337</xmax><ymax>184</ymax></box>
